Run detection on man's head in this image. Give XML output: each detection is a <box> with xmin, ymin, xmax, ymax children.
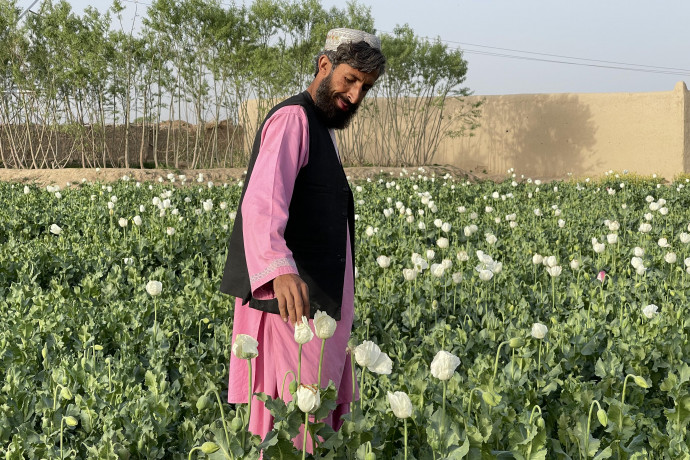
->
<box><xmin>308</xmin><ymin>28</ymin><xmax>386</xmax><ymax>129</ymax></box>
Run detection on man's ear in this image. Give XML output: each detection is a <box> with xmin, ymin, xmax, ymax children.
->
<box><xmin>318</xmin><ymin>54</ymin><xmax>332</xmax><ymax>76</ymax></box>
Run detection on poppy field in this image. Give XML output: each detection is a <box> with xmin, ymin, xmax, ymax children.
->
<box><xmin>1</xmin><ymin>169</ymin><xmax>690</xmax><ymax>459</ymax></box>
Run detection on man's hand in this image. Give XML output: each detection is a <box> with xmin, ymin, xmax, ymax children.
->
<box><xmin>273</xmin><ymin>273</ymin><xmax>310</xmax><ymax>325</ymax></box>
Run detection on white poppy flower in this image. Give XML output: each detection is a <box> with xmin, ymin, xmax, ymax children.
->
<box><xmin>146</xmin><ymin>280</ymin><xmax>162</xmax><ymax>296</ymax></box>
<box><xmin>313</xmin><ymin>311</ymin><xmax>337</xmax><ymax>339</ymax></box>
<box><xmin>642</xmin><ymin>304</ymin><xmax>658</xmax><ymax>319</ymax></box>
<box><xmin>437</xmin><ymin>237</ymin><xmax>449</xmax><ymax>249</ymax></box>
<box><xmin>294</xmin><ymin>316</ymin><xmax>314</xmax><ymax>345</ymax></box>
<box><xmin>232</xmin><ymin>334</ymin><xmax>259</xmax><ymax>359</ymax></box>
<box><xmin>456</xmin><ymin>251</ymin><xmax>469</xmax><ymax>262</ymax></box>
<box><xmin>387</xmin><ymin>391</ymin><xmax>412</xmax><ymax>419</ymax></box>
<box><xmin>478</xmin><ymin>269</ymin><xmax>493</xmax><ymax>281</ymax></box>
<box><xmin>531</xmin><ymin>323</ymin><xmax>548</xmax><ymax>339</ymax></box>
<box><xmin>633</xmin><ymin>246</ymin><xmax>645</xmax><ymax>257</ymax></box>
<box><xmin>296</xmin><ymin>384</ymin><xmax>320</xmax><ymax>413</ymax></box>
<box><xmin>532</xmin><ymin>254</ymin><xmax>544</xmax><ymax>265</ymax></box>
<box><xmin>658</xmin><ymin>238</ymin><xmax>670</xmax><ymax>248</ymax></box>
<box><xmin>546</xmin><ymin>265</ymin><xmax>562</xmax><ymax>277</ymax></box>
<box><xmin>402</xmin><ymin>268</ymin><xmax>417</xmax><ymax>281</ymax></box>
<box><xmin>570</xmin><ymin>259</ymin><xmax>580</xmax><ymax>270</ymax></box>
<box><xmin>377</xmin><ymin>255</ymin><xmax>391</xmax><ymax>268</ymax></box>
<box><xmin>485</xmin><ymin>234</ymin><xmax>497</xmax><ymax>245</ymax></box>
<box><xmin>49</xmin><ymin>224</ymin><xmax>62</xmax><ymax>235</ymax></box>
<box><xmin>631</xmin><ymin>257</ymin><xmax>644</xmax><ymax>269</ymax></box>
<box><xmin>606</xmin><ymin>234</ymin><xmax>618</xmax><ymax>245</ymax></box>
<box><xmin>430</xmin><ymin>350</ymin><xmax>460</xmax><ymax>381</ymax></box>
<box><xmin>665</xmin><ymin>252</ymin><xmax>677</xmax><ymax>264</ymax></box>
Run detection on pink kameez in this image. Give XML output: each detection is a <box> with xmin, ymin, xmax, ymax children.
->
<box><xmin>227</xmin><ymin>105</ymin><xmax>356</xmax><ymax>450</ymax></box>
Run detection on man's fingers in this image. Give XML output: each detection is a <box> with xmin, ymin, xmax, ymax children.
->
<box><xmin>277</xmin><ymin>293</ymin><xmax>288</xmax><ymax>323</ymax></box>
<box><xmin>293</xmin><ymin>286</ymin><xmax>304</xmax><ymax>325</ymax></box>
<box><xmin>300</xmin><ymin>283</ymin><xmax>310</xmax><ymax>319</ymax></box>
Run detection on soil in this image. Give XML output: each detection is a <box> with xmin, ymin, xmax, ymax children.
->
<box><xmin>0</xmin><ymin>165</ymin><xmax>505</xmax><ymax>186</ymax></box>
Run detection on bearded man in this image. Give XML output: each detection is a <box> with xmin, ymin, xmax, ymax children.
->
<box><xmin>220</xmin><ymin>28</ymin><xmax>386</xmax><ymax>449</ymax></box>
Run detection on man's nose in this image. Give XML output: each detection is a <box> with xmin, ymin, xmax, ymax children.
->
<box><xmin>346</xmin><ymin>86</ymin><xmax>364</xmax><ymax>104</ymax></box>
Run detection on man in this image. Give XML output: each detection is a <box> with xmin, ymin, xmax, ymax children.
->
<box><xmin>220</xmin><ymin>28</ymin><xmax>386</xmax><ymax>449</ymax></box>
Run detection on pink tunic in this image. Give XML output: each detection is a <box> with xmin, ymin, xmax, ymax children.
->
<box><xmin>227</xmin><ymin>105</ymin><xmax>356</xmax><ymax>449</ymax></box>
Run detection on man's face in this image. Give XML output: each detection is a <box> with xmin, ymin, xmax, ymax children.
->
<box><xmin>314</xmin><ymin>62</ymin><xmax>379</xmax><ymax>129</ymax></box>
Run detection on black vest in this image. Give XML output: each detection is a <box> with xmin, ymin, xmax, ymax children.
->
<box><xmin>220</xmin><ymin>91</ymin><xmax>355</xmax><ymax>321</ymax></box>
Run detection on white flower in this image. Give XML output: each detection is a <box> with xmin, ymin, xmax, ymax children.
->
<box><xmin>485</xmin><ymin>233</ymin><xmax>497</xmax><ymax>245</ymax></box>
<box><xmin>294</xmin><ymin>316</ymin><xmax>314</xmax><ymax>344</ymax></box>
<box><xmin>418</xmin><ymin>222</ymin><xmax>426</xmax><ymax>230</ymax></box>
<box><xmin>365</xmin><ymin>226</ymin><xmax>375</xmax><ymax>237</ymax></box>
<box><xmin>426</xmin><ymin>249</ymin><xmax>435</xmax><ymax>260</ymax></box>
<box><xmin>441</xmin><ymin>258</ymin><xmax>453</xmax><ymax>270</ymax></box>
<box><xmin>166</xmin><ymin>227</ymin><xmax>175</xmax><ymax>236</ymax></box>
<box><xmin>644</xmin><ymin>213</ymin><xmax>653</xmax><ymax>221</ymax></box>
<box><xmin>642</xmin><ymin>304</ymin><xmax>658</xmax><ymax>319</ymax></box>
<box><xmin>313</xmin><ymin>311</ymin><xmax>336</xmax><ymax>339</ymax></box>
<box><xmin>608</xmin><ymin>221</ymin><xmax>620</xmax><ymax>231</ymax></box>
<box><xmin>531</xmin><ymin>323</ymin><xmax>548</xmax><ymax>339</ymax></box>
<box><xmin>593</xmin><ymin>243</ymin><xmax>606</xmax><ymax>254</ymax></box>
<box><xmin>369</xmin><ymin>350</ymin><xmax>393</xmax><ymax>374</ymax></box>
<box><xmin>354</xmin><ymin>341</ymin><xmax>382</xmax><ymax>368</ymax></box>
<box><xmin>376</xmin><ymin>255</ymin><xmax>391</xmax><ymax>268</ymax></box>
<box><xmin>665</xmin><ymin>252</ymin><xmax>677</xmax><ymax>264</ymax></box>
<box><xmin>430</xmin><ymin>350</ymin><xmax>461</xmax><ymax>381</ymax></box>
<box><xmin>452</xmin><ymin>272</ymin><xmax>463</xmax><ymax>284</ymax></box>
<box><xmin>570</xmin><ymin>259</ymin><xmax>580</xmax><ymax>270</ymax></box>
<box><xmin>118</xmin><ymin>218</ymin><xmax>128</xmax><ymax>228</ymax></box>
<box><xmin>456</xmin><ymin>251</ymin><xmax>469</xmax><ymax>262</ymax></box>
<box><xmin>202</xmin><ymin>200</ymin><xmax>213</xmax><ymax>212</ymax></box>
<box><xmin>431</xmin><ymin>263</ymin><xmax>445</xmax><ymax>278</ymax></box>
<box><xmin>296</xmin><ymin>384</ymin><xmax>321</xmax><ymax>413</ymax></box>
<box><xmin>133</xmin><ymin>215</ymin><xmax>142</xmax><ymax>226</ymax></box>
<box><xmin>123</xmin><ymin>257</ymin><xmax>134</xmax><ymax>265</ymax></box>
<box><xmin>232</xmin><ymin>334</ymin><xmax>259</xmax><ymax>359</ymax></box>
<box><xmin>546</xmin><ymin>265</ymin><xmax>562</xmax><ymax>277</ymax></box>
<box><xmin>660</xmin><ymin>207</ymin><xmax>669</xmax><ymax>215</ymax></box>
<box><xmin>441</xmin><ymin>222</ymin><xmax>451</xmax><ymax>233</ymax></box>
<box><xmin>49</xmin><ymin>224</ymin><xmax>62</xmax><ymax>235</ymax></box>
<box><xmin>532</xmin><ymin>254</ymin><xmax>544</xmax><ymax>265</ymax></box>
<box><xmin>558</xmin><ymin>219</ymin><xmax>566</xmax><ymax>228</ymax></box>
<box><xmin>634</xmin><ymin>246</ymin><xmax>645</xmax><ymax>257</ymax></box>
<box><xmin>478</xmin><ymin>269</ymin><xmax>493</xmax><ymax>281</ymax></box>
<box><xmin>606</xmin><ymin>234</ymin><xmax>618</xmax><ymax>245</ymax></box>
<box><xmin>544</xmin><ymin>255</ymin><xmax>558</xmax><ymax>268</ymax></box>
<box><xmin>636</xmin><ymin>265</ymin><xmax>648</xmax><ymax>275</ymax></box>
<box><xmin>639</xmin><ymin>223</ymin><xmax>652</xmax><ymax>233</ymax></box>
<box><xmin>433</xmin><ymin>218</ymin><xmax>443</xmax><ymax>228</ymax></box>
<box><xmin>685</xmin><ymin>257</ymin><xmax>690</xmax><ymax>268</ymax></box>
<box><xmin>680</xmin><ymin>233</ymin><xmax>690</xmax><ymax>244</ymax></box>
<box><xmin>631</xmin><ymin>257</ymin><xmax>644</xmax><ymax>269</ymax></box>
<box><xmin>658</xmin><ymin>237</ymin><xmax>670</xmax><ymax>248</ymax></box>
<box><xmin>436</xmin><ymin>237</ymin><xmax>449</xmax><ymax>249</ymax></box>
<box><xmin>387</xmin><ymin>391</ymin><xmax>413</xmax><ymax>419</ymax></box>
<box><xmin>146</xmin><ymin>280</ymin><xmax>162</xmax><ymax>296</ymax></box>
<box><xmin>402</xmin><ymin>268</ymin><xmax>417</xmax><ymax>281</ymax></box>
<box><xmin>107</xmin><ymin>202</ymin><xmax>114</xmax><ymax>210</ymax></box>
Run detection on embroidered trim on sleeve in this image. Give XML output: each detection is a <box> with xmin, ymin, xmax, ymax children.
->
<box><xmin>250</xmin><ymin>258</ymin><xmax>297</xmax><ymax>285</ymax></box>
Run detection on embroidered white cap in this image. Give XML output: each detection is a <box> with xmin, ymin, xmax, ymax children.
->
<box><xmin>324</xmin><ymin>28</ymin><xmax>381</xmax><ymax>51</ymax></box>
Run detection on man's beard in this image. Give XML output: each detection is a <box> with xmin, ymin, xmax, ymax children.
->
<box><xmin>313</xmin><ymin>73</ymin><xmax>360</xmax><ymax>130</ymax></box>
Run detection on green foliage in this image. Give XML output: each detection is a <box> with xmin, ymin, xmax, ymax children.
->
<box><xmin>2</xmin><ymin>170</ymin><xmax>690</xmax><ymax>457</ymax></box>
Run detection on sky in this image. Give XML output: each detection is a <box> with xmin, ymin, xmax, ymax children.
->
<box><xmin>18</xmin><ymin>0</ymin><xmax>690</xmax><ymax>96</ymax></box>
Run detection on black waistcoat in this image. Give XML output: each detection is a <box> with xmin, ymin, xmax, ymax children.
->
<box><xmin>219</xmin><ymin>91</ymin><xmax>355</xmax><ymax>321</ymax></box>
